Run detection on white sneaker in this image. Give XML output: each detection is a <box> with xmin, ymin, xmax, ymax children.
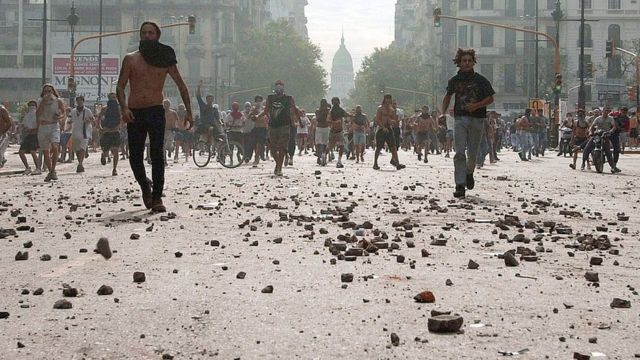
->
<box><xmin>32</xmin><ymin>169</ymin><xmax>42</xmax><ymax>175</ymax></box>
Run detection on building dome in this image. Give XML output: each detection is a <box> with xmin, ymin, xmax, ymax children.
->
<box><xmin>329</xmin><ymin>33</ymin><xmax>355</xmax><ymax>102</ymax></box>
<box><xmin>332</xmin><ymin>35</ymin><xmax>354</xmax><ymax>74</ymax></box>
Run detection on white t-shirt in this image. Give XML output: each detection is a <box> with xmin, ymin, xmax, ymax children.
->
<box><xmin>297</xmin><ymin>116</ymin><xmax>310</xmax><ymax>134</ymax></box>
<box><xmin>70</xmin><ymin>107</ymin><xmax>94</xmax><ymax>139</ymax></box>
<box><xmin>445</xmin><ymin>114</ymin><xmax>455</xmax><ymax>130</ymax></box>
<box><xmin>23</xmin><ymin>110</ymin><xmax>37</xmax><ymax>130</ymax></box>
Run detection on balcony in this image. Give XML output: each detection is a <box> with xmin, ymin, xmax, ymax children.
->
<box><xmin>186</xmin><ymin>35</ymin><xmax>203</xmax><ymax>44</ymax></box>
<box><xmin>576</xmin><ymin>39</ymin><xmax>593</xmax><ymax>48</ymax></box>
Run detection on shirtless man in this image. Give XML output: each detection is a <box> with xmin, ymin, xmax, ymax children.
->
<box><xmin>116</xmin><ymin>22</ymin><xmax>193</xmax><ymax>213</ymax></box>
<box><xmin>327</xmin><ymin>97</ymin><xmax>347</xmax><ymax>168</ymax></box>
<box><xmin>414</xmin><ymin>106</ymin><xmax>433</xmax><ymax>163</ymax></box>
<box><xmin>373</xmin><ymin>94</ymin><xmax>405</xmax><ymax>170</ymax></box>
<box><xmin>98</xmin><ymin>93</ymin><xmax>122</xmax><ymax>176</ymax></box>
<box><xmin>351</xmin><ymin>105</ymin><xmax>369</xmax><ymax>163</ymax></box>
<box><xmin>0</xmin><ymin>104</ymin><xmax>13</xmax><ymax>168</ymax></box>
<box><xmin>569</xmin><ymin>108</ymin><xmax>590</xmax><ymax>170</ymax></box>
<box><xmin>163</xmin><ymin>99</ymin><xmax>178</xmax><ymax>165</ymax></box>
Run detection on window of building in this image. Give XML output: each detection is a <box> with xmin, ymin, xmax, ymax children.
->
<box><xmin>547</xmin><ymin>26</ymin><xmax>557</xmax><ymax>48</ymax></box>
<box><xmin>523</xmin><ymin>64</ymin><xmax>535</xmax><ymax>97</ymax></box>
<box><xmin>481</xmin><ymin>26</ymin><xmax>493</xmax><ymax>47</ymax></box>
<box><xmin>459</xmin><ymin>0</ymin><xmax>469</xmax><ymax>10</ymax></box>
<box><xmin>523</xmin><ymin>0</ymin><xmax>536</xmax><ymax>17</ymax></box>
<box><xmin>583</xmin><ymin>0</ymin><xmax>592</xmax><ymax>8</ymax></box>
<box><xmin>547</xmin><ymin>0</ymin><xmax>556</xmax><ymax>9</ymax></box>
<box><xmin>608</xmin><ymin>0</ymin><xmax>621</xmax><ymax>9</ymax></box>
<box><xmin>458</xmin><ymin>26</ymin><xmax>468</xmax><ymax>47</ymax></box>
<box><xmin>480</xmin><ymin>64</ymin><xmax>494</xmax><ymax>83</ymax></box>
<box><xmin>504</xmin><ymin>64</ymin><xmax>516</xmax><ymax>93</ymax></box>
<box><xmin>505</xmin><ymin>30</ymin><xmax>516</xmax><ymax>55</ymax></box>
<box><xmin>523</xmin><ymin>26</ymin><xmax>535</xmax><ymax>58</ymax></box>
<box><xmin>0</xmin><ymin>55</ymin><xmax>17</xmax><ymax>68</ymax></box>
<box><xmin>22</xmin><ymin>55</ymin><xmax>42</xmax><ymax>69</ymax></box>
<box><xmin>505</xmin><ymin>0</ymin><xmax>517</xmax><ymax>17</ymax></box>
<box><xmin>578</xmin><ymin>24</ymin><xmax>592</xmax><ymax>47</ymax></box>
<box><xmin>481</xmin><ymin>0</ymin><xmax>493</xmax><ymax>10</ymax></box>
<box><xmin>608</xmin><ymin>24</ymin><xmax>621</xmax><ymax>45</ymax></box>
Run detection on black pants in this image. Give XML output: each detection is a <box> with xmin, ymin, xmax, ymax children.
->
<box><xmin>244</xmin><ymin>131</ymin><xmax>256</xmax><ymax>160</ymax></box>
<box><xmin>392</xmin><ymin>127</ymin><xmax>401</xmax><ymax>150</ymax></box>
<box><xmin>610</xmin><ymin>132</ymin><xmax>621</xmax><ymax>165</ymax></box>
<box><xmin>288</xmin><ymin>126</ymin><xmax>297</xmax><ymax>157</ymax></box>
<box><xmin>128</xmin><ymin>105</ymin><xmax>165</xmax><ymax>199</ymax></box>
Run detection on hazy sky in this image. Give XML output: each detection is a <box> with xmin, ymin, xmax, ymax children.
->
<box><xmin>306</xmin><ymin>0</ymin><xmax>395</xmax><ymax>75</ymax></box>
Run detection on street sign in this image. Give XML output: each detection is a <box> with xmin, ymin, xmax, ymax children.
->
<box><xmin>529</xmin><ymin>98</ymin><xmax>544</xmax><ymax>111</ymax></box>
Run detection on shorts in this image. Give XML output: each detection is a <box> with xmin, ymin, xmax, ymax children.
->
<box><xmin>630</xmin><ymin>128</ymin><xmax>638</xmax><ymax>138</ymax></box>
<box><xmin>20</xmin><ymin>133</ymin><xmax>39</xmax><ymax>152</ymax></box>
<box><xmin>574</xmin><ymin>136</ymin><xmax>588</xmax><ymax>149</ymax></box>
<box><xmin>620</xmin><ymin>132</ymin><xmax>628</xmax><ymax>144</ymax></box>
<box><xmin>72</xmin><ymin>136</ymin><xmax>89</xmax><ymax>152</ymax></box>
<box><xmin>446</xmin><ymin>129</ymin><xmax>454</xmax><ymax>140</ymax></box>
<box><xmin>253</xmin><ymin>127</ymin><xmax>268</xmax><ymax>143</ymax></box>
<box><xmin>268</xmin><ymin>126</ymin><xmax>290</xmax><ymax>149</ymax></box>
<box><xmin>353</xmin><ymin>131</ymin><xmax>366</xmax><ymax>146</ymax></box>
<box><xmin>315</xmin><ymin>127</ymin><xmax>330</xmax><ymax>145</ymax></box>
<box><xmin>375</xmin><ymin>129</ymin><xmax>396</xmax><ymax>150</ymax></box>
<box><xmin>174</xmin><ymin>130</ymin><xmax>193</xmax><ymax>143</ymax></box>
<box><xmin>297</xmin><ymin>133</ymin><xmax>308</xmax><ymax>141</ymax></box>
<box><xmin>329</xmin><ymin>131</ymin><xmax>344</xmax><ymax>147</ymax></box>
<box><xmin>392</xmin><ymin>127</ymin><xmax>401</xmax><ymax>147</ymax></box>
<box><xmin>37</xmin><ymin>123</ymin><xmax>60</xmax><ymax>149</ymax></box>
<box><xmin>415</xmin><ymin>132</ymin><xmax>429</xmax><ymax>144</ymax></box>
<box><xmin>163</xmin><ymin>130</ymin><xmax>174</xmax><ymax>151</ymax></box>
<box><xmin>101</xmin><ymin>131</ymin><xmax>122</xmax><ymax>151</ymax></box>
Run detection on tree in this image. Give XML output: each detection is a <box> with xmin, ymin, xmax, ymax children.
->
<box><xmin>235</xmin><ymin>20</ymin><xmax>327</xmax><ymax>110</ymax></box>
<box><xmin>349</xmin><ymin>47</ymin><xmax>435</xmax><ymax>115</ymax></box>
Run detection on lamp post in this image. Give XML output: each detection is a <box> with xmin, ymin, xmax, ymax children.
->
<box><xmin>66</xmin><ymin>2</ymin><xmax>79</xmax><ymax>107</ymax></box>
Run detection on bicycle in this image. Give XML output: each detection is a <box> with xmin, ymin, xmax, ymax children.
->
<box><xmin>192</xmin><ymin>128</ymin><xmax>245</xmax><ymax>168</ymax></box>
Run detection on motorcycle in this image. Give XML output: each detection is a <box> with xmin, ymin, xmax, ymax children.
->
<box><xmin>590</xmin><ymin>129</ymin><xmax>611</xmax><ymax>174</ymax></box>
<box><xmin>559</xmin><ymin>127</ymin><xmax>573</xmax><ymax>157</ymax></box>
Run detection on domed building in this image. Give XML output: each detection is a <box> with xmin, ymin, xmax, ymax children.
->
<box><xmin>329</xmin><ymin>33</ymin><xmax>355</xmax><ymax>103</ymax></box>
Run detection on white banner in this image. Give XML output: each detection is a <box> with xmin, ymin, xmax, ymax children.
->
<box><xmin>52</xmin><ymin>54</ymin><xmax>120</xmax><ymax>102</ymax></box>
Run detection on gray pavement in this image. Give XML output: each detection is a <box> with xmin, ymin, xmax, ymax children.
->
<box><xmin>0</xmin><ymin>144</ymin><xmax>639</xmax><ymax>359</ymax></box>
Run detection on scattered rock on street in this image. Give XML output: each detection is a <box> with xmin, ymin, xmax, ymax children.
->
<box><xmin>428</xmin><ymin>315</ymin><xmax>464</xmax><ymax>333</ymax></box>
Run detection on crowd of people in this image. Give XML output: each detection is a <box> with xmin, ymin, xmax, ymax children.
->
<box><xmin>0</xmin><ymin>30</ymin><xmax>636</xmax><ymax>210</ymax></box>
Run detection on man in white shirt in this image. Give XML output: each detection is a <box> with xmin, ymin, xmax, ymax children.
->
<box><xmin>69</xmin><ymin>95</ymin><xmax>95</xmax><ymax>173</ymax></box>
<box><xmin>297</xmin><ymin>110</ymin><xmax>310</xmax><ymax>155</ymax></box>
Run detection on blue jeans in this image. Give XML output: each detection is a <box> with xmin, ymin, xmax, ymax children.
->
<box><xmin>476</xmin><ymin>127</ymin><xmax>489</xmax><ymax>165</ymax></box>
<box><xmin>517</xmin><ymin>130</ymin><xmax>530</xmax><ymax>157</ymax></box>
<box><xmin>454</xmin><ymin>116</ymin><xmax>485</xmax><ymax>186</ymax></box>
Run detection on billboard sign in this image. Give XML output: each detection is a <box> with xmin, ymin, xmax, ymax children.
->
<box><xmin>52</xmin><ymin>54</ymin><xmax>120</xmax><ymax>102</ymax></box>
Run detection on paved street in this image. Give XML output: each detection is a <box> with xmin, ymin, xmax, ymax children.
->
<box><xmin>1</xmin><ymin>145</ymin><xmax>639</xmax><ymax>359</ymax></box>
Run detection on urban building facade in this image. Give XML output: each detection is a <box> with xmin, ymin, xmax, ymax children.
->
<box><xmin>395</xmin><ymin>0</ymin><xmax>640</xmax><ymax>112</ymax></box>
<box><xmin>328</xmin><ymin>34</ymin><xmax>354</xmax><ymax>103</ymax></box>
<box><xmin>267</xmin><ymin>0</ymin><xmax>308</xmax><ymax>38</ymax></box>
<box><xmin>0</xmin><ymin>0</ymin><xmax>308</xmax><ymax>110</ymax></box>
<box><xmin>564</xmin><ymin>0</ymin><xmax>640</xmax><ymax>109</ymax></box>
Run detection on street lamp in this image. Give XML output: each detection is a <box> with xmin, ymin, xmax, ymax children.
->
<box><xmin>67</xmin><ymin>2</ymin><xmax>79</xmax><ymax>107</ymax></box>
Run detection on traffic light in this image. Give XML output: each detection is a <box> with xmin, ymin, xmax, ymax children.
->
<box><xmin>553</xmin><ymin>74</ymin><xmax>562</xmax><ymax>94</ymax></box>
<box><xmin>627</xmin><ymin>86</ymin><xmax>636</xmax><ymax>101</ymax></box>
<box><xmin>433</xmin><ymin>8</ymin><xmax>442</xmax><ymax>28</ymax></box>
<box><xmin>605</xmin><ymin>40</ymin><xmax>615</xmax><ymax>58</ymax></box>
<box><xmin>188</xmin><ymin>15</ymin><xmax>196</xmax><ymax>34</ymax></box>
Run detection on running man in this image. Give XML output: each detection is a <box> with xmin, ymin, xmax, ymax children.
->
<box><xmin>162</xmin><ymin>99</ymin><xmax>178</xmax><ymax>165</ymax></box>
<box><xmin>18</xmin><ymin>100</ymin><xmax>41</xmax><ymax>174</ymax></box>
<box><xmin>351</xmin><ymin>105</ymin><xmax>369</xmax><ymax>163</ymax></box>
<box><xmin>116</xmin><ymin>21</ymin><xmax>193</xmax><ymax>213</ymax></box>
<box><xmin>373</xmin><ymin>94</ymin><xmax>405</xmax><ymax>171</ymax></box>
<box><xmin>36</xmin><ymin>84</ymin><xmax>66</xmax><ymax>182</ymax></box>
<box><xmin>327</xmin><ymin>97</ymin><xmax>347</xmax><ymax>168</ymax></box>
<box><xmin>99</xmin><ymin>93</ymin><xmax>123</xmax><ymax>176</ymax></box>
<box><xmin>441</xmin><ymin>48</ymin><xmax>495</xmax><ymax>198</ymax></box>
<box><xmin>258</xmin><ymin>80</ymin><xmax>301</xmax><ymax>176</ymax></box>
<box><xmin>0</xmin><ymin>103</ymin><xmax>13</xmax><ymax>168</ymax></box>
<box><xmin>69</xmin><ymin>95</ymin><xmax>95</xmax><ymax>173</ymax></box>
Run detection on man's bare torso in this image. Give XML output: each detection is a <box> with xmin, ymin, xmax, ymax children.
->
<box><xmin>165</xmin><ymin>109</ymin><xmax>178</xmax><ymax>130</ymax></box>
<box><xmin>125</xmin><ymin>52</ymin><xmax>170</xmax><ymax>109</ymax></box>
